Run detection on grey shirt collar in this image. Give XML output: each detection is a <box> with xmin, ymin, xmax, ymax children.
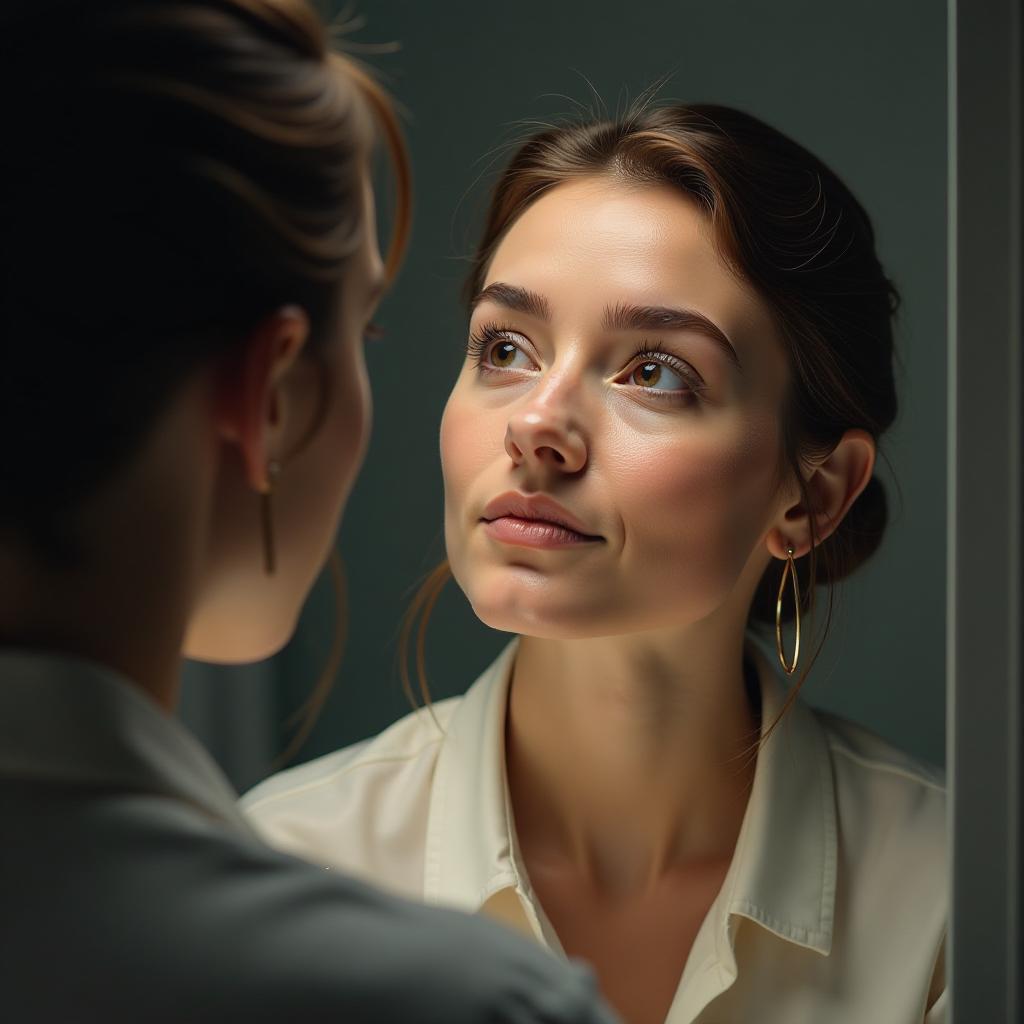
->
<box><xmin>0</xmin><ymin>649</ymin><xmax>258</xmax><ymax>839</ymax></box>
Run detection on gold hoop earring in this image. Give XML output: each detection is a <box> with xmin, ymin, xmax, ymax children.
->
<box><xmin>261</xmin><ymin>460</ymin><xmax>281</xmax><ymax>576</ymax></box>
<box><xmin>775</xmin><ymin>545</ymin><xmax>801</xmax><ymax>675</ymax></box>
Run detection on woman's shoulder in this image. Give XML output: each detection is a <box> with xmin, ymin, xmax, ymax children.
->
<box><xmin>812</xmin><ymin>706</ymin><xmax>947</xmax><ymax>886</ymax></box>
<box><xmin>190</xmin><ymin>832</ymin><xmax>607</xmax><ymax>1024</ymax></box>
<box><xmin>240</xmin><ymin>696</ymin><xmax>464</xmax><ymax>895</ymax></box>
<box><xmin>243</xmin><ymin>695</ymin><xmax>462</xmax><ymax>810</ymax></box>
<box><xmin>807</xmin><ymin>710</ymin><xmax>947</xmax><ymax>1013</ymax></box>
<box><xmin>814</xmin><ymin>706</ymin><xmax>945</xmax><ymax>807</ymax></box>
<box><xmin>5</xmin><ymin>786</ymin><xmax>611</xmax><ymax>1024</ymax></box>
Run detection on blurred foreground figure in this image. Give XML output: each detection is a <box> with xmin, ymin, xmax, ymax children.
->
<box><xmin>0</xmin><ymin>3</ymin><xmax>618</xmax><ymax>1021</ymax></box>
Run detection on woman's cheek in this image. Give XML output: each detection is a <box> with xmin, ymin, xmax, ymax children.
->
<box><xmin>613</xmin><ymin>421</ymin><xmax>778</xmax><ymax>568</ymax></box>
<box><xmin>440</xmin><ymin>391</ymin><xmax>496</xmax><ymax>502</ymax></box>
<box><xmin>440</xmin><ymin>392</ymin><xmax>493</xmax><ymax>587</ymax></box>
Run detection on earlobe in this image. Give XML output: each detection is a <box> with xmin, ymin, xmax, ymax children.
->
<box><xmin>768</xmin><ymin>428</ymin><xmax>876</xmax><ymax>559</ymax></box>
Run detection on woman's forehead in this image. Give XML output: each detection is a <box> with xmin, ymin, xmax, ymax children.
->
<box><xmin>482</xmin><ymin>178</ymin><xmax>781</xmax><ymax>361</ymax></box>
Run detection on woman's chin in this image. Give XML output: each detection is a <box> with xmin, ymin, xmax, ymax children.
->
<box><xmin>454</xmin><ymin>559</ymin><xmax>631</xmax><ymax>638</ymax></box>
<box><xmin>468</xmin><ymin>591</ymin><xmax>610</xmax><ymax>641</ymax></box>
<box><xmin>182</xmin><ymin>614</ymin><xmax>296</xmax><ymax>665</ymax></box>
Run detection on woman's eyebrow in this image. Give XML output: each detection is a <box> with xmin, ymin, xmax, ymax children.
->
<box><xmin>471</xmin><ymin>282</ymin><xmax>741</xmax><ymax>372</ymax></box>
<box><xmin>603</xmin><ymin>301</ymin><xmax>742</xmax><ymax>371</ymax></box>
<box><xmin>470</xmin><ymin>282</ymin><xmax>551</xmax><ymax>321</ymax></box>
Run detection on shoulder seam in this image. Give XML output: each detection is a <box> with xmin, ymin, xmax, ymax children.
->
<box><xmin>243</xmin><ymin>735</ymin><xmax>447</xmax><ymax>813</ymax></box>
<box><xmin>827</xmin><ymin>741</ymin><xmax>946</xmax><ymax>793</ymax></box>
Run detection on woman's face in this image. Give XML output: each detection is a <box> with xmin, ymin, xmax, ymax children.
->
<box><xmin>441</xmin><ymin>177</ymin><xmax>797</xmax><ymax>639</ymax></box>
<box><xmin>185</xmin><ymin>173</ymin><xmax>383</xmax><ymax>662</ymax></box>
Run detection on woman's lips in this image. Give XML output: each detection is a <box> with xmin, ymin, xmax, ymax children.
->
<box><xmin>482</xmin><ymin>516</ymin><xmax>603</xmax><ymax>549</ymax></box>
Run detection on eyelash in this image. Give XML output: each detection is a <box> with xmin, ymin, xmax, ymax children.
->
<box><xmin>627</xmin><ymin>341</ymin><xmax>707</xmax><ymax>400</ymax></box>
<box><xmin>465</xmin><ymin>323</ymin><xmax>707</xmax><ymax>402</ymax></box>
<box><xmin>465</xmin><ymin>323</ymin><xmax>521</xmax><ymax>368</ymax></box>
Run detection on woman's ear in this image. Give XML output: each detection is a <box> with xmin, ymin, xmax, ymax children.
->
<box><xmin>212</xmin><ymin>306</ymin><xmax>310</xmax><ymax>492</ymax></box>
<box><xmin>767</xmin><ymin>428</ymin><xmax>876</xmax><ymax>559</ymax></box>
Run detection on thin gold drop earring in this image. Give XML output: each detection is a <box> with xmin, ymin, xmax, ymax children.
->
<box><xmin>261</xmin><ymin>459</ymin><xmax>281</xmax><ymax>576</ymax></box>
<box><xmin>775</xmin><ymin>545</ymin><xmax>801</xmax><ymax>675</ymax></box>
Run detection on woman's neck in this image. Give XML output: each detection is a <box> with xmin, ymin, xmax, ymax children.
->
<box><xmin>0</xmin><ymin>555</ymin><xmax>187</xmax><ymax>713</ymax></box>
<box><xmin>0</xmin><ymin>410</ymin><xmax>211</xmax><ymax>713</ymax></box>
<box><xmin>505</xmin><ymin>625</ymin><xmax>762</xmax><ymax>896</ymax></box>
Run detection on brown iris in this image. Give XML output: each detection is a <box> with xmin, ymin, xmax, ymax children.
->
<box><xmin>491</xmin><ymin>341</ymin><xmax>518</xmax><ymax>367</ymax></box>
<box><xmin>633</xmin><ymin>361</ymin><xmax>662</xmax><ymax>386</ymax></box>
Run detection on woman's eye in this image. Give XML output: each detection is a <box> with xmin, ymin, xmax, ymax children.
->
<box><xmin>630</xmin><ymin>359</ymin><xmax>689</xmax><ymax>392</ymax></box>
<box><xmin>487</xmin><ymin>339</ymin><xmax>531</xmax><ymax>369</ymax></box>
<box><xmin>467</xmin><ymin>326</ymin><xmax>536</xmax><ymax>373</ymax></box>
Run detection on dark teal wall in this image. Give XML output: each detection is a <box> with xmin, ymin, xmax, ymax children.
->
<box><xmin>221</xmin><ymin>0</ymin><xmax>946</xmax><ymax>783</ymax></box>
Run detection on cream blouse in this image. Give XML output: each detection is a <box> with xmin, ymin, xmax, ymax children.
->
<box><xmin>242</xmin><ymin>640</ymin><xmax>948</xmax><ymax>1024</ymax></box>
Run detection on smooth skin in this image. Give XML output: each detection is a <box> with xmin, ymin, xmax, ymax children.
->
<box><xmin>441</xmin><ymin>176</ymin><xmax>874</xmax><ymax>1024</ymax></box>
<box><xmin>0</xmin><ymin>176</ymin><xmax>385</xmax><ymax>711</ymax></box>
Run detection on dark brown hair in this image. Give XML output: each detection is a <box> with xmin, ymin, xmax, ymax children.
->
<box><xmin>0</xmin><ymin>0</ymin><xmax>411</xmax><ymax>565</ymax></box>
<box><xmin>405</xmin><ymin>103</ymin><xmax>898</xmax><ymax>728</ymax></box>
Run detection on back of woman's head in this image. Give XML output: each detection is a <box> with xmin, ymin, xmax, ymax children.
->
<box><xmin>466</xmin><ymin>103</ymin><xmax>900</xmax><ymax>632</ymax></box>
<box><xmin>1</xmin><ymin>0</ymin><xmax>405</xmax><ymax>563</ymax></box>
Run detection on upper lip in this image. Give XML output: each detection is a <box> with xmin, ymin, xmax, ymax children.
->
<box><xmin>481</xmin><ymin>492</ymin><xmax>602</xmax><ymax>539</ymax></box>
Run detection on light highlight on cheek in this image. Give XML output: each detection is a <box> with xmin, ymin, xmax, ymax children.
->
<box><xmin>441</xmin><ymin>391</ymin><xmax>496</xmax><ymax>495</ymax></box>
<box><xmin>609</xmin><ymin>416</ymin><xmax>778</xmax><ymax>575</ymax></box>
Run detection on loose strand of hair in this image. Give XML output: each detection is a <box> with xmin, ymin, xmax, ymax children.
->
<box><xmin>334</xmin><ymin>53</ymin><xmax>412</xmax><ymax>283</ymax></box>
<box><xmin>273</xmin><ymin>546</ymin><xmax>348</xmax><ymax>769</ymax></box>
<box><xmin>397</xmin><ymin>561</ymin><xmax>451</xmax><ymax>734</ymax></box>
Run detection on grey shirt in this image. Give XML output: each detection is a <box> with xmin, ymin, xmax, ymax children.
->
<box><xmin>0</xmin><ymin>650</ymin><xmax>617</xmax><ymax>1024</ymax></box>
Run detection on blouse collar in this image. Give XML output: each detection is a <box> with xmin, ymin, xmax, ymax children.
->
<box><xmin>0</xmin><ymin>648</ymin><xmax>258</xmax><ymax>838</ymax></box>
<box><xmin>424</xmin><ymin>638</ymin><xmax>838</xmax><ymax>967</ymax></box>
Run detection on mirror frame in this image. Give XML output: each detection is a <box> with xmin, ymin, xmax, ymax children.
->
<box><xmin>949</xmin><ymin>0</ymin><xmax>1023</xmax><ymax>1019</ymax></box>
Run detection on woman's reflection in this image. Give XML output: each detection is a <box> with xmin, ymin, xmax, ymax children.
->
<box><xmin>245</xmin><ymin>104</ymin><xmax>946</xmax><ymax>1024</ymax></box>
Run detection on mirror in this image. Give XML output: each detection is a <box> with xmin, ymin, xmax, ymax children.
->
<box><xmin>184</xmin><ymin>0</ymin><xmax>993</xmax><ymax>1018</ymax></box>
<box><xmin>185</xmin><ymin>0</ymin><xmax>948</xmax><ymax>801</ymax></box>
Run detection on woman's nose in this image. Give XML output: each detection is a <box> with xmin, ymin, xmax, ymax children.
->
<box><xmin>504</xmin><ymin>406</ymin><xmax>587</xmax><ymax>474</ymax></box>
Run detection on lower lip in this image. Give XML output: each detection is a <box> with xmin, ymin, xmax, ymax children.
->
<box><xmin>481</xmin><ymin>516</ymin><xmax>602</xmax><ymax>549</ymax></box>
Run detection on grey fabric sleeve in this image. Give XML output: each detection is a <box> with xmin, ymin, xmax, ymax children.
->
<box><xmin>1</xmin><ymin>786</ymin><xmax>620</xmax><ymax>1024</ymax></box>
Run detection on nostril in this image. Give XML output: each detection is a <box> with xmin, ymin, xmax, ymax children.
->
<box><xmin>533</xmin><ymin>446</ymin><xmax>566</xmax><ymax>465</ymax></box>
